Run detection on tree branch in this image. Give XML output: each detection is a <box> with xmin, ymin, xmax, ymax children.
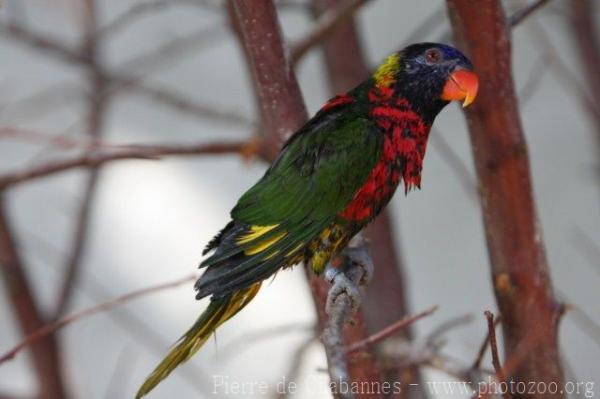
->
<box><xmin>229</xmin><ymin>2</ymin><xmax>382</xmax><ymax>396</ymax></box>
<box><xmin>0</xmin><ymin>197</ymin><xmax>68</xmax><ymax>398</ymax></box>
<box><xmin>290</xmin><ymin>0</ymin><xmax>370</xmax><ymax>65</ymax></box>
<box><xmin>310</xmin><ymin>0</ymin><xmax>424</xmax><ymax>395</ymax></box>
<box><xmin>53</xmin><ymin>0</ymin><xmax>106</xmax><ymax>320</ymax></box>
<box><xmin>484</xmin><ymin>310</ymin><xmax>510</xmax><ymax>399</ymax></box>
<box><xmin>446</xmin><ymin>1</ymin><xmax>564</xmax><ymax>395</ymax></box>
<box><xmin>0</xmin><ymin>140</ymin><xmax>248</xmax><ymax>189</ymax></box>
<box><xmin>507</xmin><ymin>0</ymin><xmax>551</xmax><ymax>27</ymax></box>
<box><xmin>0</xmin><ymin>274</ymin><xmax>196</xmax><ymax>365</ymax></box>
<box><xmin>97</xmin><ymin>0</ymin><xmax>219</xmax><ymax>38</ymax></box>
<box><xmin>569</xmin><ymin>0</ymin><xmax>600</xmax><ymax>159</ymax></box>
<box><xmin>344</xmin><ymin>306</ymin><xmax>438</xmax><ymax>355</ymax></box>
<box><xmin>0</xmin><ymin>20</ymin><xmax>254</xmax><ymax>128</ymax></box>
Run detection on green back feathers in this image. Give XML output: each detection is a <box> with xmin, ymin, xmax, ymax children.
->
<box><xmin>196</xmin><ymin>112</ymin><xmax>382</xmax><ymax>298</ymax></box>
<box><xmin>232</xmin><ymin>116</ymin><xmax>382</xmax><ymax>228</ymax></box>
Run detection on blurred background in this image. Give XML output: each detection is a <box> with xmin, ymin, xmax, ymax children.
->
<box><xmin>0</xmin><ymin>0</ymin><xmax>598</xmax><ymax>398</ymax></box>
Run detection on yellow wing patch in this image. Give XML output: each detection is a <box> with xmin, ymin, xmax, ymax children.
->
<box><xmin>245</xmin><ymin>232</ymin><xmax>286</xmax><ymax>255</ymax></box>
<box><xmin>237</xmin><ymin>224</ymin><xmax>279</xmax><ymax>244</ymax></box>
<box><xmin>373</xmin><ymin>53</ymin><xmax>400</xmax><ymax>88</ymax></box>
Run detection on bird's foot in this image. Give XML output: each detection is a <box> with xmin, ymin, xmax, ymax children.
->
<box><xmin>324</xmin><ymin>235</ymin><xmax>373</xmax><ymax>314</ymax></box>
<box><xmin>325</xmin><ymin>265</ymin><xmax>362</xmax><ymax>314</ymax></box>
<box><xmin>341</xmin><ymin>245</ymin><xmax>374</xmax><ymax>286</ymax></box>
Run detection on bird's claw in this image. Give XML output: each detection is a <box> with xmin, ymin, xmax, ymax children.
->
<box><xmin>325</xmin><ymin>269</ymin><xmax>362</xmax><ymax>314</ymax></box>
<box><xmin>323</xmin><ymin>236</ymin><xmax>373</xmax><ymax>315</ymax></box>
<box><xmin>342</xmin><ymin>246</ymin><xmax>374</xmax><ymax>286</ymax></box>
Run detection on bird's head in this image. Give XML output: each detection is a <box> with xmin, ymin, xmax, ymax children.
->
<box><xmin>372</xmin><ymin>42</ymin><xmax>479</xmax><ymax>120</ymax></box>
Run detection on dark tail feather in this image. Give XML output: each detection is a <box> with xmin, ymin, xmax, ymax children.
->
<box><xmin>135</xmin><ymin>283</ymin><xmax>262</xmax><ymax>398</ymax></box>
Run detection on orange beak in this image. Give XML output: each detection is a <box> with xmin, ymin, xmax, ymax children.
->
<box><xmin>441</xmin><ymin>69</ymin><xmax>479</xmax><ymax>107</ymax></box>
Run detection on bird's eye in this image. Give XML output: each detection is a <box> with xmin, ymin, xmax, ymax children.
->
<box><xmin>425</xmin><ymin>49</ymin><xmax>442</xmax><ymax>64</ymax></box>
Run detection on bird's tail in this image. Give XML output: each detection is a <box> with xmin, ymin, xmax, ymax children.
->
<box><xmin>135</xmin><ymin>282</ymin><xmax>262</xmax><ymax>398</ymax></box>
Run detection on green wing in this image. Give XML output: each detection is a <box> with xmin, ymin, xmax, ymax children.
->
<box><xmin>233</xmin><ymin>116</ymin><xmax>381</xmax><ymax>225</ymax></box>
<box><xmin>196</xmin><ymin>113</ymin><xmax>382</xmax><ymax>298</ymax></box>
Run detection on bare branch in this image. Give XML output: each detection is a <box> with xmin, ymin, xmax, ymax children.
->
<box><xmin>508</xmin><ymin>0</ymin><xmax>552</xmax><ymax>27</ymax></box>
<box><xmin>430</xmin><ymin>128</ymin><xmax>477</xmax><ymax>199</ymax></box>
<box><xmin>98</xmin><ymin>0</ymin><xmax>220</xmax><ymax>38</ymax></box>
<box><xmin>0</xmin><ymin>127</ymin><xmax>96</xmax><ymax>149</ymax></box>
<box><xmin>447</xmin><ymin>0</ymin><xmax>564</xmax><ymax>392</ymax></box>
<box><xmin>344</xmin><ymin>306</ymin><xmax>438</xmax><ymax>355</ymax></box>
<box><xmin>126</xmin><ymin>82</ymin><xmax>254</xmax><ymax>126</ymax></box>
<box><xmin>484</xmin><ymin>310</ymin><xmax>508</xmax><ymax>399</ymax></box>
<box><xmin>320</xmin><ymin>236</ymin><xmax>383</xmax><ymax>399</ymax></box>
<box><xmin>23</xmin><ymin>230</ymin><xmax>212</xmax><ymax>394</ymax></box>
<box><xmin>0</xmin><ymin>140</ymin><xmax>249</xmax><ymax>189</ymax></box>
<box><xmin>310</xmin><ymin>0</ymin><xmax>424</xmax><ymax>394</ymax></box>
<box><xmin>290</xmin><ymin>0</ymin><xmax>370</xmax><ymax>65</ymax></box>
<box><xmin>0</xmin><ymin>274</ymin><xmax>196</xmax><ymax>365</ymax></box>
<box><xmin>229</xmin><ymin>3</ymin><xmax>382</xmax><ymax>396</ymax></box>
<box><xmin>472</xmin><ymin>314</ymin><xmax>501</xmax><ymax>370</ymax></box>
<box><xmin>0</xmin><ymin>21</ymin><xmax>89</xmax><ymax>65</ymax></box>
<box><xmin>0</xmin><ymin>198</ymin><xmax>67</xmax><ymax>398</ymax></box>
<box><xmin>53</xmin><ymin>0</ymin><xmax>106</xmax><ymax>320</ymax></box>
<box><xmin>570</xmin><ymin>0</ymin><xmax>600</xmax><ymax>158</ymax></box>
<box><xmin>0</xmin><ymin>20</ymin><xmax>253</xmax><ymax>128</ymax></box>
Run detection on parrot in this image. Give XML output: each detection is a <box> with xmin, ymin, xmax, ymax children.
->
<box><xmin>136</xmin><ymin>42</ymin><xmax>478</xmax><ymax>398</ymax></box>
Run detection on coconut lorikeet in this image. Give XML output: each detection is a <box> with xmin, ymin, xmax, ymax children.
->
<box><xmin>136</xmin><ymin>42</ymin><xmax>478</xmax><ymax>397</ymax></box>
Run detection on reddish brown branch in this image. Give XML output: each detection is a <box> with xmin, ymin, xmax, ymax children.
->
<box><xmin>484</xmin><ymin>310</ymin><xmax>509</xmax><ymax>398</ymax></box>
<box><xmin>0</xmin><ymin>140</ymin><xmax>248</xmax><ymax>189</ymax></box>
<box><xmin>229</xmin><ymin>1</ymin><xmax>382</xmax><ymax>396</ymax></box>
<box><xmin>311</xmin><ymin>0</ymin><xmax>424</xmax><ymax>395</ymax></box>
<box><xmin>0</xmin><ymin>198</ymin><xmax>68</xmax><ymax>398</ymax></box>
<box><xmin>229</xmin><ymin>0</ymin><xmax>308</xmax><ymax>158</ymax></box>
<box><xmin>344</xmin><ymin>306</ymin><xmax>438</xmax><ymax>355</ymax></box>
<box><xmin>0</xmin><ymin>127</ymin><xmax>96</xmax><ymax>149</ymax></box>
<box><xmin>446</xmin><ymin>1</ymin><xmax>564</xmax><ymax>396</ymax></box>
<box><xmin>0</xmin><ymin>274</ymin><xmax>196</xmax><ymax>365</ymax></box>
<box><xmin>472</xmin><ymin>314</ymin><xmax>501</xmax><ymax>370</ymax></box>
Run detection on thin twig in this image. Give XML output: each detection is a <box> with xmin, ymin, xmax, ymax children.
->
<box><xmin>472</xmin><ymin>314</ymin><xmax>501</xmax><ymax>370</ymax></box>
<box><xmin>400</xmin><ymin>6</ymin><xmax>446</xmax><ymax>47</ymax></box>
<box><xmin>429</xmin><ymin>129</ymin><xmax>477</xmax><ymax>200</ymax></box>
<box><xmin>103</xmin><ymin>345</ymin><xmax>141</xmax><ymax>399</ymax></box>
<box><xmin>0</xmin><ymin>274</ymin><xmax>196</xmax><ymax>364</ymax></box>
<box><xmin>290</xmin><ymin>0</ymin><xmax>370</xmax><ymax>65</ymax></box>
<box><xmin>0</xmin><ymin>140</ymin><xmax>249</xmax><ymax>189</ymax></box>
<box><xmin>126</xmin><ymin>82</ymin><xmax>253</xmax><ymax>126</ymax></box>
<box><xmin>0</xmin><ymin>20</ymin><xmax>254</xmax><ymax>128</ymax></box>
<box><xmin>277</xmin><ymin>336</ymin><xmax>318</xmax><ymax>398</ymax></box>
<box><xmin>97</xmin><ymin>0</ymin><xmax>220</xmax><ymax>38</ymax></box>
<box><xmin>483</xmin><ymin>311</ymin><xmax>506</xmax><ymax>386</ymax></box>
<box><xmin>438</xmin><ymin>0</ymin><xmax>554</xmax><ymax>42</ymax></box>
<box><xmin>53</xmin><ymin>0</ymin><xmax>105</xmax><ymax>319</ymax></box>
<box><xmin>508</xmin><ymin>0</ymin><xmax>552</xmax><ymax>27</ymax></box>
<box><xmin>570</xmin><ymin>0</ymin><xmax>600</xmax><ymax>160</ymax></box>
<box><xmin>571</xmin><ymin>227</ymin><xmax>600</xmax><ymax>276</ymax></box>
<box><xmin>218</xmin><ymin>323</ymin><xmax>314</xmax><ymax>361</ymax></box>
<box><xmin>426</xmin><ymin>313</ymin><xmax>473</xmax><ymax>345</ymax></box>
<box><xmin>345</xmin><ymin>306</ymin><xmax>438</xmax><ymax>354</ymax></box>
<box><xmin>23</xmin><ymin>230</ymin><xmax>212</xmax><ymax>394</ymax></box>
<box><xmin>0</xmin><ymin>127</ymin><xmax>97</xmax><ymax>149</ymax></box>
<box><xmin>0</xmin><ymin>21</ymin><xmax>90</xmax><ymax>65</ymax></box>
